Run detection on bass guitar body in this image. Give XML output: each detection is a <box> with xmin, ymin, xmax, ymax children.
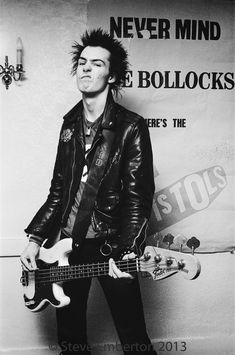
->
<box><xmin>22</xmin><ymin>239</ymin><xmax>72</xmax><ymax>312</ymax></box>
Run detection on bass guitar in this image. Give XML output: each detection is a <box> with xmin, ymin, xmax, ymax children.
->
<box><xmin>20</xmin><ymin>238</ymin><xmax>201</xmax><ymax>312</ymax></box>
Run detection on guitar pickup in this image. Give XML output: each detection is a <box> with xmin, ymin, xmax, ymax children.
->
<box><xmin>20</xmin><ymin>271</ymin><xmax>28</xmax><ymax>286</ymax></box>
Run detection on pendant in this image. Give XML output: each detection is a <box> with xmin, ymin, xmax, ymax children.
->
<box><xmin>85</xmin><ymin>127</ymin><xmax>91</xmax><ymax>136</ymax></box>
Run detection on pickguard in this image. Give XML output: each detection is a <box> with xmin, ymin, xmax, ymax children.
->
<box><xmin>23</xmin><ymin>260</ymin><xmax>60</xmax><ymax>312</ymax></box>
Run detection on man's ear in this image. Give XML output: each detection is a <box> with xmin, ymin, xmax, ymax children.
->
<box><xmin>108</xmin><ymin>73</ymin><xmax>116</xmax><ymax>84</ymax></box>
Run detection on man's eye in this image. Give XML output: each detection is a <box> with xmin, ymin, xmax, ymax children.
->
<box><xmin>78</xmin><ymin>61</ymin><xmax>85</xmax><ymax>66</ymax></box>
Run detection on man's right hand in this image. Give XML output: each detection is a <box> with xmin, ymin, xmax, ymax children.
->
<box><xmin>20</xmin><ymin>241</ymin><xmax>40</xmax><ymax>271</ymax></box>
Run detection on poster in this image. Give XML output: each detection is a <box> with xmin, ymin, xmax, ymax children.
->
<box><xmin>88</xmin><ymin>0</ymin><xmax>235</xmax><ymax>254</ymax></box>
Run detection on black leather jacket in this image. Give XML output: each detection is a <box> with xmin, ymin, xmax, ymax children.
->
<box><xmin>25</xmin><ymin>94</ymin><xmax>155</xmax><ymax>255</ymax></box>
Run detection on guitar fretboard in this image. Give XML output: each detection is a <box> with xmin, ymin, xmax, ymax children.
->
<box><xmin>34</xmin><ymin>259</ymin><xmax>140</xmax><ymax>284</ymax></box>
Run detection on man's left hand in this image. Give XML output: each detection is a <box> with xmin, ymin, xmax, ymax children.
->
<box><xmin>108</xmin><ymin>252</ymin><xmax>136</xmax><ymax>279</ymax></box>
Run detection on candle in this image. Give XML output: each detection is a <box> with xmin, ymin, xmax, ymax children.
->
<box><xmin>16</xmin><ymin>37</ymin><xmax>23</xmax><ymax>65</ymax></box>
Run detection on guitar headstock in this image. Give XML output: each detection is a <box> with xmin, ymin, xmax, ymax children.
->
<box><xmin>139</xmin><ymin>246</ymin><xmax>201</xmax><ymax>281</ymax></box>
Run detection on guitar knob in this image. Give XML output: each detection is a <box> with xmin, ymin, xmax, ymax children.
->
<box><xmin>143</xmin><ymin>252</ymin><xmax>151</xmax><ymax>261</ymax></box>
<box><xmin>186</xmin><ymin>236</ymin><xmax>200</xmax><ymax>254</ymax></box>
<box><xmin>163</xmin><ymin>233</ymin><xmax>174</xmax><ymax>249</ymax></box>
<box><xmin>154</xmin><ymin>254</ymin><xmax>162</xmax><ymax>263</ymax></box>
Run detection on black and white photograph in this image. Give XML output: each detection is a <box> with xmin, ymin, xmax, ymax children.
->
<box><xmin>0</xmin><ymin>1</ymin><xmax>234</xmax><ymax>354</ymax></box>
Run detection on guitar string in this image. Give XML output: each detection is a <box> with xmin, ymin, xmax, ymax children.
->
<box><xmin>36</xmin><ymin>260</ymin><xmax>141</xmax><ymax>281</ymax></box>
<box><xmin>23</xmin><ymin>262</ymin><xmax>181</xmax><ymax>284</ymax></box>
<box><xmin>34</xmin><ymin>266</ymin><xmax>165</xmax><ymax>284</ymax></box>
<box><xmin>22</xmin><ymin>261</ymin><xmax>155</xmax><ymax>277</ymax></box>
<box><xmin>23</xmin><ymin>258</ymin><xmax>180</xmax><ymax>277</ymax></box>
<box><xmin>28</xmin><ymin>256</ymin><xmax>179</xmax><ymax>276</ymax></box>
<box><xmin>23</xmin><ymin>269</ymin><xmax>181</xmax><ymax>285</ymax></box>
<box><xmin>35</xmin><ymin>267</ymin><xmax>180</xmax><ymax>284</ymax></box>
<box><xmin>32</xmin><ymin>259</ymin><xmax>140</xmax><ymax>275</ymax></box>
<box><xmin>26</xmin><ymin>266</ymin><xmax>138</xmax><ymax>284</ymax></box>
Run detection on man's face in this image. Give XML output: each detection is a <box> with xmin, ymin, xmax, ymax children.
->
<box><xmin>76</xmin><ymin>46</ymin><xmax>115</xmax><ymax>96</ymax></box>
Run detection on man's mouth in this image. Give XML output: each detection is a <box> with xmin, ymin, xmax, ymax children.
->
<box><xmin>81</xmin><ymin>75</ymin><xmax>91</xmax><ymax>79</ymax></box>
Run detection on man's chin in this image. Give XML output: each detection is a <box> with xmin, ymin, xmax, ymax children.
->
<box><xmin>79</xmin><ymin>87</ymin><xmax>106</xmax><ymax>98</ymax></box>
<box><xmin>80</xmin><ymin>90</ymin><xmax>97</xmax><ymax>98</ymax></box>
<box><xmin>78</xmin><ymin>83</ymin><xmax>110</xmax><ymax>98</ymax></box>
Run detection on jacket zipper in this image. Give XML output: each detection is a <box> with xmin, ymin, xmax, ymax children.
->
<box><xmin>86</xmin><ymin>133</ymin><xmax>102</xmax><ymax>161</ymax></box>
<box><xmin>62</xmin><ymin>139</ymin><xmax>76</xmax><ymax>221</ymax></box>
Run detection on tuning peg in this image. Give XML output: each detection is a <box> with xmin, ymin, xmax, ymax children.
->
<box><xmin>186</xmin><ymin>237</ymin><xmax>200</xmax><ymax>254</ymax></box>
<box><xmin>166</xmin><ymin>257</ymin><xmax>173</xmax><ymax>266</ymax></box>
<box><xmin>163</xmin><ymin>233</ymin><xmax>174</xmax><ymax>249</ymax></box>
<box><xmin>143</xmin><ymin>252</ymin><xmax>151</xmax><ymax>261</ymax></box>
<box><xmin>154</xmin><ymin>254</ymin><xmax>162</xmax><ymax>263</ymax></box>
<box><xmin>153</xmin><ymin>232</ymin><xmax>163</xmax><ymax>247</ymax></box>
<box><xmin>173</xmin><ymin>234</ymin><xmax>187</xmax><ymax>252</ymax></box>
<box><xmin>177</xmin><ymin>260</ymin><xmax>186</xmax><ymax>270</ymax></box>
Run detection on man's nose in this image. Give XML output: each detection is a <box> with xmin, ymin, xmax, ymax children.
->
<box><xmin>83</xmin><ymin>62</ymin><xmax>92</xmax><ymax>72</ymax></box>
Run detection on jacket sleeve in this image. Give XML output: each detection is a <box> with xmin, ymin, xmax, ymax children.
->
<box><xmin>119</xmin><ymin>118</ymin><xmax>155</xmax><ymax>256</ymax></box>
<box><xmin>24</xmin><ymin>132</ymin><xmax>64</xmax><ymax>241</ymax></box>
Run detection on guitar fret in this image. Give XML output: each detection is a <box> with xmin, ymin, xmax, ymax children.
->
<box><xmin>38</xmin><ymin>259</ymin><xmax>138</xmax><ymax>284</ymax></box>
<box><xmin>136</xmin><ymin>259</ymin><xmax>139</xmax><ymax>272</ymax></box>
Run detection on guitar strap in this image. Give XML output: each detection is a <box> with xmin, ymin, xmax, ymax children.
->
<box><xmin>71</xmin><ymin>127</ymin><xmax>115</xmax><ymax>249</ymax></box>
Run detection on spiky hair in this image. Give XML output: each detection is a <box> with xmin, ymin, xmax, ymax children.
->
<box><xmin>71</xmin><ymin>28</ymin><xmax>129</xmax><ymax>95</ymax></box>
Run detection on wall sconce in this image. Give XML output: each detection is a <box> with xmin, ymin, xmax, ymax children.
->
<box><xmin>0</xmin><ymin>37</ymin><xmax>24</xmax><ymax>90</ymax></box>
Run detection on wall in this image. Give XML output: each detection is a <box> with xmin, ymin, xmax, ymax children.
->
<box><xmin>0</xmin><ymin>1</ymin><xmax>234</xmax><ymax>354</ymax></box>
<box><xmin>0</xmin><ymin>0</ymin><xmax>88</xmax><ymax>254</ymax></box>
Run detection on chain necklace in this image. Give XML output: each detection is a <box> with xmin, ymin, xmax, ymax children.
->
<box><xmin>83</xmin><ymin>117</ymin><xmax>93</xmax><ymax>136</ymax></box>
<box><xmin>83</xmin><ymin>111</ymin><xmax>103</xmax><ymax>137</ymax></box>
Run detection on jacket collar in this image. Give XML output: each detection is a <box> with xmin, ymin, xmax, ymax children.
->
<box><xmin>63</xmin><ymin>100</ymin><xmax>83</xmax><ymax>125</ymax></box>
<box><xmin>63</xmin><ymin>91</ymin><xmax>117</xmax><ymax>131</ymax></box>
<box><xmin>100</xmin><ymin>91</ymin><xmax>117</xmax><ymax>130</ymax></box>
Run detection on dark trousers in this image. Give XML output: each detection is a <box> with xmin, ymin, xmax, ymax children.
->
<box><xmin>56</xmin><ymin>238</ymin><xmax>157</xmax><ymax>355</ymax></box>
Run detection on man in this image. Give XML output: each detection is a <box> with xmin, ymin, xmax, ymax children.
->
<box><xmin>21</xmin><ymin>29</ymin><xmax>156</xmax><ymax>355</ymax></box>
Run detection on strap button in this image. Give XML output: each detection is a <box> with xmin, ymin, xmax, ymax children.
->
<box><xmin>74</xmin><ymin>243</ymin><xmax>79</xmax><ymax>248</ymax></box>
